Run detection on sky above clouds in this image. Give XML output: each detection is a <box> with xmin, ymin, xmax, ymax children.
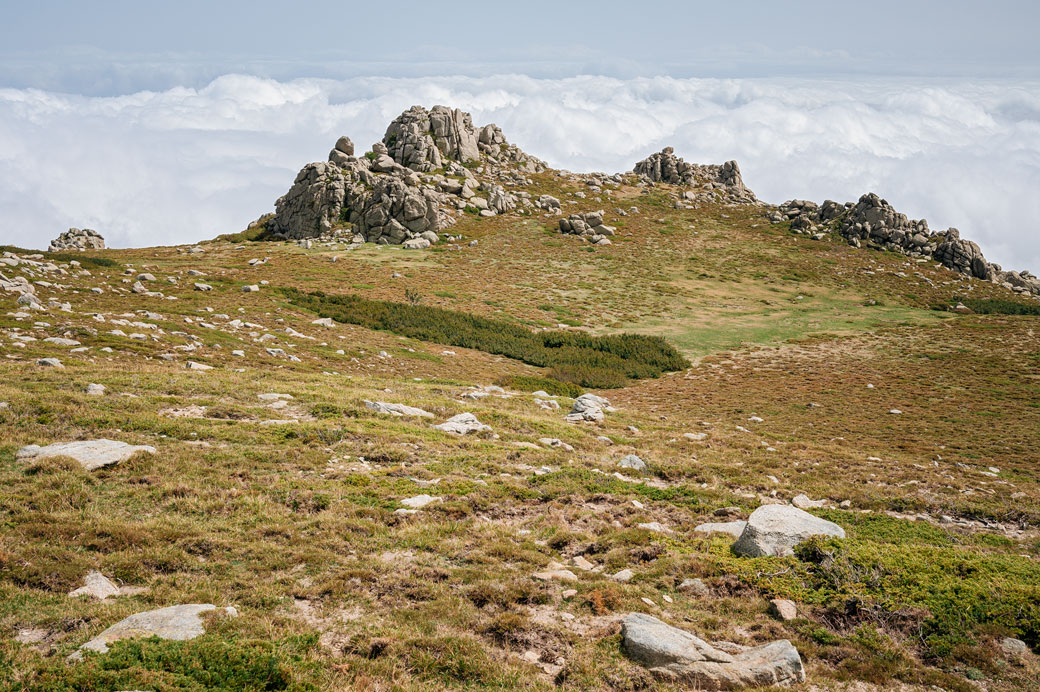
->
<box><xmin>1</xmin><ymin>2</ymin><xmax>1038</xmax><ymax>272</ymax></box>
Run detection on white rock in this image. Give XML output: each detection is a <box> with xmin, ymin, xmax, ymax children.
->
<box><xmin>69</xmin><ymin>604</ymin><xmax>236</xmax><ymax>661</ymax></box>
<box><xmin>621</xmin><ymin>613</ymin><xmax>805</xmax><ymax>689</ymax></box>
<box><xmin>732</xmin><ymin>505</ymin><xmax>845</xmax><ymax>558</ymax></box>
<box><xmin>400</xmin><ymin>494</ymin><xmax>442</xmax><ymax>509</ymax></box>
<box><xmin>618</xmin><ymin>454</ymin><xmax>646</xmax><ymax>471</ymax></box>
<box><xmin>432</xmin><ymin>412</ymin><xmax>491</xmax><ymax>434</ymax></box>
<box><xmin>16</xmin><ymin>439</ymin><xmax>156</xmax><ymax>471</ymax></box>
<box><xmin>69</xmin><ymin>571</ymin><xmax>121</xmax><ymax>600</ymax></box>
<box><xmin>365</xmin><ymin>400</ymin><xmax>434</xmax><ymax>418</ymax></box>
<box><xmin>694</xmin><ymin>521</ymin><xmax>748</xmax><ymax>539</ymax></box>
<box><xmin>85</xmin><ymin>383</ymin><xmax>106</xmax><ymax>396</ymax></box>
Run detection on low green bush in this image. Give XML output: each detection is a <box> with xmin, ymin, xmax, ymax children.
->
<box><xmin>494</xmin><ymin>375</ymin><xmax>584</xmax><ymax>398</ymax></box>
<box><xmin>282</xmin><ymin>288</ymin><xmax>689</xmax><ymax>388</ymax></box>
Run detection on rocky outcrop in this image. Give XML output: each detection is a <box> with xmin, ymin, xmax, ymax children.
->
<box><xmin>266</xmin><ymin>105</ymin><xmax>546</xmax><ymax>245</ymax></box>
<box><xmin>773</xmin><ymin>194</ymin><xmax>1040</xmax><ymax>297</ymax></box>
<box><xmin>621</xmin><ymin>613</ymin><xmax>805</xmax><ymax>689</ymax></box>
<box><xmin>559</xmin><ymin>211</ymin><xmax>615</xmax><ymax>245</ymax></box>
<box><xmin>384</xmin><ymin>105</ymin><xmax>481</xmax><ymax>171</ymax></box>
<box><xmin>634</xmin><ymin>148</ymin><xmax>758</xmax><ymax>204</ymax></box>
<box><xmin>384</xmin><ymin>105</ymin><xmax>545</xmax><ymax>174</ymax></box>
<box><xmin>49</xmin><ymin>228</ymin><xmax>105</xmax><ymax>252</ymax></box>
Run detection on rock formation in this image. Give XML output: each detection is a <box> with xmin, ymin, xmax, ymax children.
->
<box><xmin>634</xmin><ymin>147</ymin><xmax>758</xmax><ymax>204</ymax></box>
<box><xmin>773</xmin><ymin>194</ymin><xmax>1040</xmax><ymax>297</ymax></box>
<box><xmin>266</xmin><ymin>105</ymin><xmax>546</xmax><ymax>245</ymax></box>
<box><xmin>559</xmin><ymin>210</ymin><xmax>615</xmax><ymax>245</ymax></box>
<box><xmin>49</xmin><ymin>228</ymin><xmax>105</xmax><ymax>252</ymax></box>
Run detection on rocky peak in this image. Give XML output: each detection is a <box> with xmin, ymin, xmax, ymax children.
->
<box><xmin>49</xmin><ymin>228</ymin><xmax>105</xmax><ymax>252</ymax></box>
<box><xmin>383</xmin><ymin>105</ymin><xmax>545</xmax><ymax>174</ymax></box>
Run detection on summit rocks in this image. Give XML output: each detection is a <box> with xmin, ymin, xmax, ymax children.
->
<box><xmin>774</xmin><ymin>194</ymin><xmax>1040</xmax><ymax>297</ymax></box>
<box><xmin>49</xmin><ymin>228</ymin><xmax>105</xmax><ymax>252</ymax></box>
<box><xmin>266</xmin><ymin>105</ymin><xmax>546</xmax><ymax>245</ymax></box>
<box><xmin>634</xmin><ymin>148</ymin><xmax>758</xmax><ymax>204</ymax></box>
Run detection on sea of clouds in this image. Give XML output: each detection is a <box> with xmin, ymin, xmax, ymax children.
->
<box><xmin>1</xmin><ymin>74</ymin><xmax>1038</xmax><ymax>272</ymax></box>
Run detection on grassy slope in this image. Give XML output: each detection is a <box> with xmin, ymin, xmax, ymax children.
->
<box><xmin>0</xmin><ymin>175</ymin><xmax>1038</xmax><ymax>691</ymax></box>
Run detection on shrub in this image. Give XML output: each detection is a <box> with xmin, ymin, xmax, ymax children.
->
<box><xmin>494</xmin><ymin>375</ymin><xmax>584</xmax><ymax>398</ymax></box>
<box><xmin>956</xmin><ymin>297</ymin><xmax>1040</xmax><ymax>315</ymax></box>
<box><xmin>282</xmin><ymin>288</ymin><xmax>688</xmax><ymax>388</ymax></box>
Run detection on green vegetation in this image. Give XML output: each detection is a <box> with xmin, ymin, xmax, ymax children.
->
<box><xmin>7</xmin><ymin>635</ymin><xmax>317</xmax><ymax>692</ymax></box>
<box><xmin>0</xmin><ymin>246</ymin><xmax>118</xmax><ymax>269</ymax></box>
<box><xmin>494</xmin><ymin>375</ymin><xmax>584</xmax><ymax>398</ymax></box>
<box><xmin>954</xmin><ymin>297</ymin><xmax>1040</xmax><ymax>315</ymax></box>
<box><xmin>282</xmin><ymin>288</ymin><xmax>688</xmax><ymax>388</ymax></box>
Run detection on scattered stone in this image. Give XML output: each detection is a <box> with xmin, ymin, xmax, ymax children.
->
<box><xmin>193</xmin><ymin>282</ymin><xmax>213</xmax><ymax>291</ymax></box>
<box><xmin>565</xmin><ymin>393</ymin><xmax>614</xmax><ymax>423</ymax></box>
<box><xmin>69</xmin><ymin>571</ymin><xmax>121</xmax><ymax>600</ymax></box>
<box><xmin>69</xmin><ymin>604</ymin><xmax>236</xmax><ymax>661</ymax></box>
<box><xmin>769</xmin><ymin>598</ymin><xmax>798</xmax><ymax>621</ymax></box>
<box><xmin>791</xmin><ymin>494</ymin><xmax>826</xmax><ymax>510</ymax></box>
<box><xmin>37</xmin><ymin>357</ymin><xmax>64</xmax><ymax>368</ymax></box>
<box><xmin>185</xmin><ymin>361</ymin><xmax>213</xmax><ymax>371</ymax></box>
<box><xmin>999</xmin><ymin>637</ymin><xmax>1029</xmax><ymax>658</ymax></box>
<box><xmin>539</xmin><ymin>437</ymin><xmax>574</xmax><ymax>451</ymax></box>
<box><xmin>732</xmin><ymin>505</ymin><xmax>845</xmax><ymax>558</ymax></box>
<box><xmin>85</xmin><ymin>383</ymin><xmax>106</xmax><ymax>396</ymax></box>
<box><xmin>533</xmin><ymin>561</ymin><xmax>578</xmax><ymax>583</ymax></box>
<box><xmin>620</xmin><ymin>613</ymin><xmax>804</xmax><ymax>689</ymax></box>
<box><xmin>694</xmin><ymin>521</ymin><xmax>748</xmax><ymax>539</ymax></box>
<box><xmin>611</xmin><ymin>569</ymin><xmax>635</xmax><ymax>583</ymax></box>
<box><xmin>242</xmin><ymin>285</ymin><xmax>260</xmax><ymax>293</ymax></box>
<box><xmin>683</xmin><ymin>432</ymin><xmax>708</xmax><ymax>441</ymax></box>
<box><xmin>16</xmin><ymin>439</ymin><xmax>156</xmax><ymax>471</ymax></box>
<box><xmin>618</xmin><ymin>454</ymin><xmax>647</xmax><ymax>471</ymax></box>
<box><xmin>678</xmin><ymin>578</ymin><xmax>711</xmax><ymax>598</ymax></box>
<box><xmin>432</xmin><ymin>412</ymin><xmax>491</xmax><ymax>435</ymax></box>
<box><xmin>400</xmin><ymin>494</ymin><xmax>442</xmax><ymax>509</ymax></box>
<box><xmin>365</xmin><ymin>400</ymin><xmax>434</xmax><ymax>418</ymax></box>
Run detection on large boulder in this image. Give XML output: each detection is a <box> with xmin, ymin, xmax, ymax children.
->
<box><xmin>49</xmin><ymin>228</ymin><xmax>105</xmax><ymax>252</ymax></box>
<box><xmin>69</xmin><ymin>604</ymin><xmax>236</xmax><ymax>661</ymax></box>
<box><xmin>621</xmin><ymin>613</ymin><xmax>805</xmax><ymax>689</ymax></box>
<box><xmin>731</xmin><ymin>504</ymin><xmax>845</xmax><ymax>557</ymax></box>
<box><xmin>16</xmin><ymin>439</ymin><xmax>156</xmax><ymax>472</ymax></box>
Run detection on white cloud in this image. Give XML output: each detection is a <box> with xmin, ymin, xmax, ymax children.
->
<box><xmin>0</xmin><ymin>74</ymin><xmax>1038</xmax><ymax>272</ymax></box>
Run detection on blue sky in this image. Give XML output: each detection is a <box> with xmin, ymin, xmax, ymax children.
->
<box><xmin>3</xmin><ymin>1</ymin><xmax>1038</xmax><ymax>94</ymax></box>
<box><xmin>1</xmin><ymin>2</ymin><xmax>1038</xmax><ymax>273</ymax></box>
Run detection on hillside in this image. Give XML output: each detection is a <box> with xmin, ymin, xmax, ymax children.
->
<box><xmin>1</xmin><ymin>107</ymin><xmax>1039</xmax><ymax>692</ymax></box>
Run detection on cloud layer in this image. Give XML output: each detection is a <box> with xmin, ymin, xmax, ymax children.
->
<box><xmin>1</xmin><ymin>74</ymin><xmax>1038</xmax><ymax>272</ymax></box>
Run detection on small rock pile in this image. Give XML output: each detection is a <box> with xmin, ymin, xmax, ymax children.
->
<box><xmin>633</xmin><ymin>147</ymin><xmax>759</xmax><ymax>204</ymax></box>
<box><xmin>558</xmin><ymin>211</ymin><xmax>615</xmax><ymax>245</ymax></box>
<box><xmin>48</xmin><ymin>228</ymin><xmax>105</xmax><ymax>252</ymax></box>
<box><xmin>772</xmin><ymin>194</ymin><xmax>1040</xmax><ymax>297</ymax></box>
